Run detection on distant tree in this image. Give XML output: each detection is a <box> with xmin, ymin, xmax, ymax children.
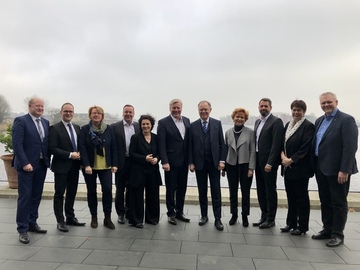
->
<box><xmin>0</xmin><ymin>94</ymin><xmax>12</xmax><ymax>123</ymax></box>
<box><xmin>46</xmin><ymin>106</ymin><xmax>61</xmax><ymax>124</ymax></box>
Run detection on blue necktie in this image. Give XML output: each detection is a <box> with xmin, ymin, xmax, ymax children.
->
<box><xmin>202</xmin><ymin>121</ymin><xmax>208</xmax><ymax>133</ymax></box>
<box><xmin>67</xmin><ymin>123</ymin><xmax>77</xmax><ymax>151</ymax></box>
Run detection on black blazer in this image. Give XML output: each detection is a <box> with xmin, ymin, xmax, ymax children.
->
<box><xmin>49</xmin><ymin>121</ymin><xmax>81</xmax><ymax>174</ymax></box>
<box><xmin>188</xmin><ymin>117</ymin><xmax>226</xmax><ymax>170</ymax></box>
<box><xmin>111</xmin><ymin>120</ymin><xmax>140</xmax><ymax>169</ymax></box>
<box><xmin>311</xmin><ymin>110</ymin><xmax>358</xmax><ymax>176</ymax></box>
<box><xmin>157</xmin><ymin>115</ymin><xmax>190</xmax><ymax>167</ymax></box>
<box><xmin>281</xmin><ymin>119</ymin><xmax>315</xmax><ymax>179</ymax></box>
<box><xmin>78</xmin><ymin>123</ymin><xmax>118</xmax><ymax>168</ymax></box>
<box><xmin>254</xmin><ymin>114</ymin><xmax>284</xmax><ymax>167</ymax></box>
<box><xmin>129</xmin><ymin>132</ymin><xmax>162</xmax><ymax>188</ymax></box>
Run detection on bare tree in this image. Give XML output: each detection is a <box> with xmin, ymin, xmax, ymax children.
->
<box><xmin>0</xmin><ymin>94</ymin><xmax>12</xmax><ymax>123</ymax></box>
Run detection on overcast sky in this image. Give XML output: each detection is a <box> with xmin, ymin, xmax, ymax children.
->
<box><xmin>1</xmin><ymin>0</ymin><xmax>359</xmax><ymax>122</ymax></box>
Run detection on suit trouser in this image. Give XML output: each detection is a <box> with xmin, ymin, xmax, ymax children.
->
<box><xmin>82</xmin><ymin>169</ymin><xmax>113</xmax><ymax>215</ymax></box>
<box><xmin>255</xmin><ymin>157</ymin><xmax>278</xmax><ymax>222</ymax></box>
<box><xmin>226</xmin><ymin>163</ymin><xmax>253</xmax><ymax>216</ymax></box>
<box><xmin>315</xmin><ymin>163</ymin><xmax>350</xmax><ymax>238</ymax></box>
<box><xmin>284</xmin><ymin>176</ymin><xmax>310</xmax><ymax>231</ymax></box>
<box><xmin>53</xmin><ymin>163</ymin><xmax>80</xmax><ymax>223</ymax></box>
<box><xmin>195</xmin><ymin>161</ymin><xmax>222</xmax><ymax>220</ymax></box>
<box><xmin>115</xmin><ymin>157</ymin><xmax>131</xmax><ymax>216</ymax></box>
<box><xmin>17</xmin><ymin>160</ymin><xmax>47</xmax><ymax>233</ymax></box>
<box><xmin>164</xmin><ymin>164</ymin><xmax>188</xmax><ymax>217</ymax></box>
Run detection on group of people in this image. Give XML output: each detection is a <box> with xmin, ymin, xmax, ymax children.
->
<box><xmin>11</xmin><ymin>93</ymin><xmax>358</xmax><ymax>248</ymax></box>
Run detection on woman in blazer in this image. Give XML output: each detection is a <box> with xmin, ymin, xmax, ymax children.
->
<box><xmin>79</xmin><ymin>105</ymin><xmax>118</xmax><ymax>230</ymax></box>
<box><xmin>224</xmin><ymin>108</ymin><xmax>256</xmax><ymax>227</ymax></box>
<box><xmin>128</xmin><ymin>114</ymin><xmax>162</xmax><ymax>228</ymax></box>
<box><xmin>280</xmin><ymin>100</ymin><xmax>315</xmax><ymax>235</ymax></box>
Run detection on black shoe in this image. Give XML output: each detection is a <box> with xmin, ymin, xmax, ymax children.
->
<box><xmin>168</xmin><ymin>216</ymin><xmax>177</xmax><ymax>225</ymax></box>
<box><xmin>28</xmin><ymin>224</ymin><xmax>47</xmax><ymax>234</ymax></box>
<box><xmin>215</xmin><ymin>220</ymin><xmax>224</xmax><ymax>231</ymax></box>
<box><xmin>66</xmin><ymin>218</ymin><xmax>86</xmax><ymax>226</ymax></box>
<box><xmin>252</xmin><ymin>218</ymin><xmax>266</xmax><ymax>227</ymax></box>
<box><xmin>242</xmin><ymin>215</ymin><xmax>249</xmax><ymax>227</ymax></box>
<box><xmin>312</xmin><ymin>230</ymin><xmax>332</xmax><ymax>240</ymax></box>
<box><xmin>280</xmin><ymin>225</ymin><xmax>294</xmax><ymax>232</ymax></box>
<box><xmin>134</xmin><ymin>223</ymin><xmax>143</xmax><ymax>229</ymax></box>
<box><xmin>326</xmin><ymin>236</ymin><xmax>344</xmax><ymax>247</ymax></box>
<box><xmin>229</xmin><ymin>215</ymin><xmax>238</xmax><ymax>226</ymax></box>
<box><xmin>19</xmin><ymin>232</ymin><xmax>30</xmax><ymax>244</ymax></box>
<box><xmin>176</xmin><ymin>213</ymin><xmax>190</xmax><ymax>223</ymax></box>
<box><xmin>118</xmin><ymin>215</ymin><xmax>125</xmax><ymax>224</ymax></box>
<box><xmin>290</xmin><ymin>229</ymin><xmax>306</xmax><ymax>235</ymax></box>
<box><xmin>57</xmin><ymin>222</ymin><xmax>69</xmax><ymax>232</ymax></box>
<box><xmin>198</xmin><ymin>216</ymin><xmax>209</xmax><ymax>226</ymax></box>
<box><xmin>259</xmin><ymin>221</ymin><xmax>275</xmax><ymax>229</ymax></box>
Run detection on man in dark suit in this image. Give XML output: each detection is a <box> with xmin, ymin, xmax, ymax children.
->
<box><xmin>49</xmin><ymin>102</ymin><xmax>85</xmax><ymax>232</ymax></box>
<box><xmin>189</xmin><ymin>100</ymin><xmax>226</xmax><ymax>231</ymax></box>
<box><xmin>253</xmin><ymin>98</ymin><xmax>284</xmax><ymax>229</ymax></box>
<box><xmin>311</xmin><ymin>92</ymin><xmax>358</xmax><ymax>247</ymax></box>
<box><xmin>12</xmin><ymin>97</ymin><xmax>50</xmax><ymax>244</ymax></box>
<box><xmin>111</xmin><ymin>104</ymin><xmax>140</xmax><ymax>224</ymax></box>
<box><xmin>157</xmin><ymin>99</ymin><xmax>191</xmax><ymax>225</ymax></box>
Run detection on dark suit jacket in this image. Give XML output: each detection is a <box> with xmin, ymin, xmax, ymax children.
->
<box><xmin>157</xmin><ymin>115</ymin><xmax>190</xmax><ymax>167</ymax></box>
<box><xmin>188</xmin><ymin>117</ymin><xmax>226</xmax><ymax>170</ymax></box>
<box><xmin>281</xmin><ymin>119</ymin><xmax>315</xmax><ymax>179</ymax></box>
<box><xmin>129</xmin><ymin>132</ymin><xmax>162</xmax><ymax>188</ymax></box>
<box><xmin>78</xmin><ymin>123</ymin><xmax>118</xmax><ymax>168</ymax></box>
<box><xmin>49</xmin><ymin>121</ymin><xmax>81</xmax><ymax>174</ymax></box>
<box><xmin>311</xmin><ymin>110</ymin><xmax>358</xmax><ymax>176</ymax></box>
<box><xmin>111</xmin><ymin>120</ymin><xmax>140</xmax><ymax>169</ymax></box>
<box><xmin>254</xmin><ymin>114</ymin><xmax>284</xmax><ymax>168</ymax></box>
<box><xmin>12</xmin><ymin>114</ymin><xmax>50</xmax><ymax>170</ymax></box>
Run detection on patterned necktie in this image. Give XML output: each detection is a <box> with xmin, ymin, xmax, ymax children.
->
<box><xmin>36</xmin><ymin>119</ymin><xmax>44</xmax><ymax>141</ymax></box>
<box><xmin>202</xmin><ymin>121</ymin><xmax>208</xmax><ymax>133</ymax></box>
<box><xmin>67</xmin><ymin>123</ymin><xmax>77</xmax><ymax>151</ymax></box>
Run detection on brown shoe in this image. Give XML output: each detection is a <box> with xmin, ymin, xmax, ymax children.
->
<box><xmin>91</xmin><ymin>215</ymin><xmax>98</xmax><ymax>228</ymax></box>
<box><xmin>104</xmin><ymin>217</ymin><xmax>115</xmax><ymax>229</ymax></box>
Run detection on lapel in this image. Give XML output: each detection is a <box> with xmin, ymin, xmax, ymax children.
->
<box><xmin>27</xmin><ymin>114</ymin><xmax>43</xmax><ymax>141</ymax></box>
<box><xmin>168</xmin><ymin>116</ymin><xmax>184</xmax><ymax>139</ymax></box>
<box><xmin>59</xmin><ymin>122</ymin><xmax>73</xmax><ymax>146</ymax></box>
<box><xmin>321</xmin><ymin>111</ymin><xmax>339</xmax><ymax>142</ymax></box>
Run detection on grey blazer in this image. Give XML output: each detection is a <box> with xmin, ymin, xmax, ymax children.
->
<box><xmin>224</xmin><ymin>126</ymin><xmax>256</xmax><ymax>170</ymax></box>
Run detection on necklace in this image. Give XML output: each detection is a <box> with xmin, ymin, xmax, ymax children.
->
<box><xmin>233</xmin><ymin>126</ymin><xmax>244</xmax><ymax>134</ymax></box>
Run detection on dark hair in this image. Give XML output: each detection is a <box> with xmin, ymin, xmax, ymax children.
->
<box><xmin>139</xmin><ymin>114</ymin><xmax>155</xmax><ymax>131</ymax></box>
<box><xmin>259</xmin><ymin>98</ymin><xmax>272</xmax><ymax>106</ymax></box>
<box><xmin>290</xmin><ymin>100</ymin><xmax>307</xmax><ymax>112</ymax></box>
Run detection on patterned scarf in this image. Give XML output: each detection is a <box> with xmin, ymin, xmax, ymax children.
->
<box><xmin>284</xmin><ymin>117</ymin><xmax>305</xmax><ymax>142</ymax></box>
<box><xmin>88</xmin><ymin>121</ymin><xmax>107</xmax><ymax>156</ymax></box>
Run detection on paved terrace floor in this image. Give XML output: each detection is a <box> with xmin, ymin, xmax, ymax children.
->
<box><xmin>0</xmin><ymin>184</ymin><xmax>359</xmax><ymax>269</ymax></box>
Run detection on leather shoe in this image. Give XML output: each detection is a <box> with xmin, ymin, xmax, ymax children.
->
<box><xmin>198</xmin><ymin>216</ymin><xmax>209</xmax><ymax>226</ymax></box>
<box><xmin>19</xmin><ymin>232</ymin><xmax>30</xmax><ymax>244</ymax></box>
<box><xmin>312</xmin><ymin>230</ymin><xmax>331</xmax><ymax>240</ymax></box>
<box><xmin>214</xmin><ymin>220</ymin><xmax>224</xmax><ymax>231</ymax></box>
<box><xmin>168</xmin><ymin>216</ymin><xmax>177</xmax><ymax>225</ymax></box>
<box><xmin>229</xmin><ymin>215</ymin><xmax>238</xmax><ymax>226</ymax></box>
<box><xmin>28</xmin><ymin>224</ymin><xmax>47</xmax><ymax>234</ymax></box>
<box><xmin>259</xmin><ymin>221</ymin><xmax>275</xmax><ymax>229</ymax></box>
<box><xmin>104</xmin><ymin>218</ymin><xmax>115</xmax><ymax>229</ymax></box>
<box><xmin>252</xmin><ymin>218</ymin><xmax>266</xmax><ymax>227</ymax></box>
<box><xmin>242</xmin><ymin>215</ymin><xmax>249</xmax><ymax>227</ymax></box>
<box><xmin>66</xmin><ymin>218</ymin><xmax>85</xmax><ymax>226</ymax></box>
<box><xmin>134</xmin><ymin>223</ymin><xmax>143</xmax><ymax>229</ymax></box>
<box><xmin>280</xmin><ymin>225</ymin><xmax>294</xmax><ymax>232</ymax></box>
<box><xmin>326</xmin><ymin>236</ymin><xmax>344</xmax><ymax>247</ymax></box>
<box><xmin>57</xmin><ymin>222</ymin><xmax>69</xmax><ymax>232</ymax></box>
<box><xmin>290</xmin><ymin>229</ymin><xmax>306</xmax><ymax>235</ymax></box>
<box><xmin>118</xmin><ymin>215</ymin><xmax>125</xmax><ymax>224</ymax></box>
<box><xmin>176</xmin><ymin>213</ymin><xmax>190</xmax><ymax>222</ymax></box>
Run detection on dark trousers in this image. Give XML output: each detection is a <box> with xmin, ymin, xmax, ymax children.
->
<box><xmin>284</xmin><ymin>176</ymin><xmax>310</xmax><ymax>231</ymax></box>
<box><xmin>226</xmin><ymin>163</ymin><xmax>253</xmax><ymax>216</ymax></box>
<box><xmin>115</xmin><ymin>157</ymin><xmax>131</xmax><ymax>216</ymax></box>
<box><xmin>195</xmin><ymin>160</ymin><xmax>222</xmax><ymax>220</ymax></box>
<box><xmin>53</xmin><ymin>163</ymin><xmax>80</xmax><ymax>223</ymax></box>
<box><xmin>129</xmin><ymin>173</ymin><xmax>160</xmax><ymax>225</ymax></box>
<box><xmin>164</xmin><ymin>164</ymin><xmax>188</xmax><ymax>217</ymax></box>
<box><xmin>315</xmin><ymin>163</ymin><xmax>350</xmax><ymax>238</ymax></box>
<box><xmin>16</xmin><ymin>160</ymin><xmax>47</xmax><ymax>233</ymax></box>
<box><xmin>82</xmin><ymin>169</ymin><xmax>113</xmax><ymax>215</ymax></box>
<box><xmin>255</xmin><ymin>157</ymin><xmax>278</xmax><ymax>222</ymax></box>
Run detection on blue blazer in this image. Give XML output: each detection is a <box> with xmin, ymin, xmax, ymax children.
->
<box><xmin>188</xmin><ymin>117</ymin><xmax>226</xmax><ymax>170</ymax></box>
<box><xmin>311</xmin><ymin>110</ymin><xmax>358</xmax><ymax>176</ymax></box>
<box><xmin>157</xmin><ymin>115</ymin><xmax>190</xmax><ymax>167</ymax></box>
<box><xmin>12</xmin><ymin>114</ymin><xmax>50</xmax><ymax>170</ymax></box>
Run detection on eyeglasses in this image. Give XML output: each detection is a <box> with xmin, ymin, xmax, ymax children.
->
<box><xmin>62</xmin><ymin>110</ymin><xmax>74</xmax><ymax>114</ymax></box>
